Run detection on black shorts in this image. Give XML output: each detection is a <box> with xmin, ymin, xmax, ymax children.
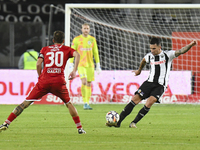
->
<box><xmin>135</xmin><ymin>81</ymin><xmax>166</xmax><ymax>103</ymax></box>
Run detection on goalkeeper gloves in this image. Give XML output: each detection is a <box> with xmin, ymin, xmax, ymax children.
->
<box><xmin>69</xmin><ymin>63</ymin><xmax>74</xmax><ymax>72</ymax></box>
<box><xmin>96</xmin><ymin>63</ymin><xmax>102</xmax><ymax>75</ymax></box>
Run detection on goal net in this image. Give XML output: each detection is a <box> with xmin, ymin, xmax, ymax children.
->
<box><xmin>65</xmin><ymin>4</ymin><xmax>200</xmax><ymax>104</ymax></box>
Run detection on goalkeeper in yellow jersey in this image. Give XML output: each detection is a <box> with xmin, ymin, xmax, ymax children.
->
<box><xmin>69</xmin><ymin>23</ymin><xmax>101</xmax><ymax>110</ymax></box>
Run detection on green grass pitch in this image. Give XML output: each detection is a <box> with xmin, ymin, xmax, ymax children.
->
<box><xmin>0</xmin><ymin>104</ymin><xmax>200</xmax><ymax>150</ymax></box>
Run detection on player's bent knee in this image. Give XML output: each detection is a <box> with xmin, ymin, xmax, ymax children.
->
<box><xmin>81</xmin><ymin>78</ymin><xmax>87</xmax><ymax>85</ymax></box>
<box><xmin>146</xmin><ymin>97</ymin><xmax>157</xmax><ymax>108</ymax></box>
<box><xmin>131</xmin><ymin>94</ymin><xmax>142</xmax><ymax>105</ymax></box>
<box><xmin>22</xmin><ymin>101</ymin><xmax>33</xmax><ymax>109</ymax></box>
<box><xmin>65</xmin><ymin>101</ymin><xmax>72</xmax><ymax>107</ymax></box>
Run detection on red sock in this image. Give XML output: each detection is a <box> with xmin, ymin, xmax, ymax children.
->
<box><xmin>72</xmin><ymin>116</ymin><xmax>82</xmax><ymax>129</ymax></box>
<box><xmin>5</xmin><ymin>112</ymin><xmax>17</xmax><ymax>125</ymax></box>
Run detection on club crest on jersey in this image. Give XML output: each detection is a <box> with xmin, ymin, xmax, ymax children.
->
<box><xmin>88</xmin><ymin>41</ymin><xmax>91</xmax><ymax>45</ymax></box>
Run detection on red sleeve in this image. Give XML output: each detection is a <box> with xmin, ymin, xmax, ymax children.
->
<box><xmin>38</xmin><ymin>47</ymin><xmax>45</xmax><ymax>59</ymax></box>
<box><xmin>68</xmin><ymin>47</ymin><xmax>76</xmax><ymax>58</ymax></box>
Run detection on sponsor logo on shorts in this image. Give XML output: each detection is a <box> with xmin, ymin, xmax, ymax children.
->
<box><xmin>137</xmin><ymin>89</ymin><xmax>144</xmax><ymax>96</ymax></box>
<box><xmin>80</xmin><ymin>74</ymin><xmax>86</xmax><ymax>77</ymax></box>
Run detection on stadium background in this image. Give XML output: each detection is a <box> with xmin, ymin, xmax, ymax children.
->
<box><xmin>0</xmin><ymin>0</ymin><xmax>199</xmax><ymax>68</ymax></box>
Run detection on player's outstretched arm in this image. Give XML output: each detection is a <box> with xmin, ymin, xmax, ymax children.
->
<box><xmin>68</xmin><ymin>51</ymin><xmax>80</xmax><ymax>80</ymax></box>
<box><xmin>175</xmin><ymin>40</ymin><xmax>197</xmax><ymax>57</ymax></box>
<box><xmin>132</xmin><ymin>58</ymin><xmax>146</xmax><ymax>76</ymax></box>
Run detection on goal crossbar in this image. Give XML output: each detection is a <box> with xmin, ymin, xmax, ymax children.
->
<box><xmin>65</xmin><ymin>4</ymin><xmax>200</xmax><ymax>46</ymax></box>
<box><xmin>65</xmin><ymin>4</ymin><xmax>200</xmax><ymax>9</ymax></box>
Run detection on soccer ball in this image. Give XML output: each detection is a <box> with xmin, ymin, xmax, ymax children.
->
<box><xmin>106</xmin><ymin>111</ymin><xmax>120</xmax><ymax>124</ymax></box>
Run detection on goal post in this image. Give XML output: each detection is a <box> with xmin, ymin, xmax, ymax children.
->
<box><xmin>65</xmin><ymin>4</ymin><xmax>200</xmax><ymax>104</ymax></box>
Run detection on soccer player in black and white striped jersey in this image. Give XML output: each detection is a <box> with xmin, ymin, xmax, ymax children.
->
<box><xmin>106</xmin><ymin>37</ymin><xmax>197</xmax><ymax>128</ymax></box>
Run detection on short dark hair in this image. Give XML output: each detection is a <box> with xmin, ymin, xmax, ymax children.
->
<box><xmin>53</xmin><ymin>31</ymin><xmax>64</xmax><ymax>43</ymax></box>
<box><xmin>150</xmin><ymin>37</ymin><xmax>161</xmax><ymax>46</ymax></box>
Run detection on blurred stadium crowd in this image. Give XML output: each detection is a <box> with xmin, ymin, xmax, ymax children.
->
<box><xmin>0</xmin><ymin>0</ymin><xmax>198</xmax><ymax>68</ymax></box>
